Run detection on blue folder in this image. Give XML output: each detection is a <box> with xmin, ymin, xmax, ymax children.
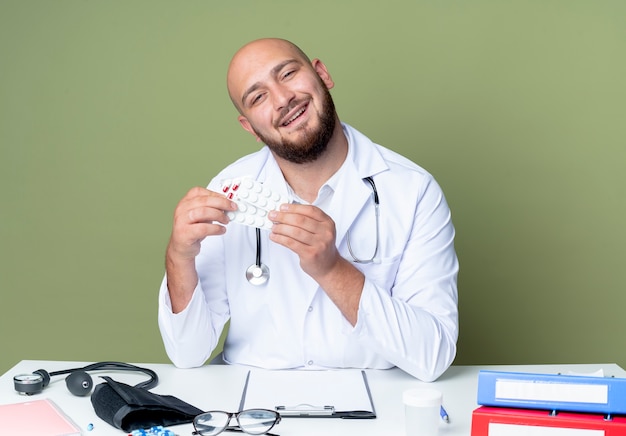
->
<box><xmin>477</xmin><ymin>370</ymin><xmax>626</xmax><ymax>415</ymax></box>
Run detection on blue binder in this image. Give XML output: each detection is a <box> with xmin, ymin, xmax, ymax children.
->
<box><xmin>477</xmin><ymin>370</ymin><xmax>626</xmax><ymax>415</ymax></box>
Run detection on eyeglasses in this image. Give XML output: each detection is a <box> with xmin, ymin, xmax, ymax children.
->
<box><xmin>192</xmin><ymin>409</ymin><xmax>281</xmax><ymax>436</ymax></box>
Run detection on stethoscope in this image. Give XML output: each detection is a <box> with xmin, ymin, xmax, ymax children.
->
<box><xmin>246</xmin><ymin>176</ymin><xmax>380</xmax><ymax>285</ymax></box>
<box><xmin>246</xmin><ymin>227</ymin><xmax>271</xmax><ymax>285</ymax></box>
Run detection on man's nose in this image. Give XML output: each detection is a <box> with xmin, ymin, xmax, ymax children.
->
<box><xmin>272</xmin><ymin>84</ymin><xmax>296</xmax><ymax>111</ymax></box>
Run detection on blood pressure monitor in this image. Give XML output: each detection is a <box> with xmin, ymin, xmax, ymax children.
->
<box><xmin>13</xmin><ymin>372</ymin><xmax>46</xmax><ymax>395</ymax></box>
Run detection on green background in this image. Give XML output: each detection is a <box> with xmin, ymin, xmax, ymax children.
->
<box><xmin>1</xmin><ymin>1</ymin><xmax>625</xmax><ymax>375</ymax></box>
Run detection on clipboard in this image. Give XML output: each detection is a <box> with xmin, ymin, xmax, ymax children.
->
<box><xmin>239</xmin><ymin>369</ymin><xmax>377</xmax><ymax>419</ymax></box>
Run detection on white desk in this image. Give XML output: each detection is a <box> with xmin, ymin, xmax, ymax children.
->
<box><xmin>1</xmin><ymin>360</ymin><xmax>624</xmax><ymax>436</ymax></box>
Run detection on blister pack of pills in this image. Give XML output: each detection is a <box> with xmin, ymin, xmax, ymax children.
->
<box><xmin>221</xmin><ymin>177</ymin><xmax>288</xmax><ymax>229</ymax></box>
<box><xmin>128</xmin><ymin>426</ymin><xmax>176</xmax><ymax>436</ymax></box>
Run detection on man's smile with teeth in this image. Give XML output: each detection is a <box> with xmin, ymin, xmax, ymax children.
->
<box><xmin>282</xmin><ymin>106</ymin><xmax>307</xmax><ymax>126</ymax></box>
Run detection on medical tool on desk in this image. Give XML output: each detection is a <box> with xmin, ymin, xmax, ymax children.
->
<box><xmin>221</xmin><ymin>176</ymin><xmax>381</xmax><ymax>285</ymax></box>
<box><xmin>13</xmin><ymin>361</ymin><xmax>158</xmax><ymax>396</ymax></box>
<box><xmin>13</xmin><ymin>361</ymin><xmax>207</xmax><ymax>432</ymax></box>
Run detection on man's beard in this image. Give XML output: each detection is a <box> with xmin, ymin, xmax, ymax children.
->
<box><xmin>253</xmin><ymin>86</ymin><xmax>337</xmax><ymax>164</ymax></box>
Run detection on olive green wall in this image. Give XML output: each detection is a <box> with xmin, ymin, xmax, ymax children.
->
<box><xmin>1</xmin><ymin>1</ymin><xmax>625</xmax><ymax>375</ymax></box>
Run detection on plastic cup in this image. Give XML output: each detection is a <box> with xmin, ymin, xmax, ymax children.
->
<box><xmin>403</xmin><ymin>388</ymin><xmax>442</xmax><ymax>436</ymax></box>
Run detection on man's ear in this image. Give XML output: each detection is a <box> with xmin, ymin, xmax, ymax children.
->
<box><xmin>238</xmin><ymin>116</ymin><xmax>262</xmax><ymax>142</ymax></box>
<box><xmin>312</xmin><ymin>59</ymin><xmax>335</xmax><ymax>90</ymax></box>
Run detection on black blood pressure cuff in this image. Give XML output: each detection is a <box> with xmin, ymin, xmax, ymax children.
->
<box><xmin>91</xmin><ymin>376</ymin><xmax>204</xmax><ymax>432</ymax></box>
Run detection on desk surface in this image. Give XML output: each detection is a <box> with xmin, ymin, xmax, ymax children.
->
<box><xmin>1</xmin><ymin>360</ymin><xmax>624</xmax><ymax>436</ymax></box>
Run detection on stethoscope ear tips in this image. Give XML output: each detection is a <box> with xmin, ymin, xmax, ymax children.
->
<box><xmin>246</xmin><ymin>263</ymin><xmax>270</xmax><ymax>285</ymax></box>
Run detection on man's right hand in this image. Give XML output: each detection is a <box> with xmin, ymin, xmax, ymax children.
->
<box><xmin>165</xmin><ymin>187</ymin><xmax>237</xmax><ymax>312</ymax></box>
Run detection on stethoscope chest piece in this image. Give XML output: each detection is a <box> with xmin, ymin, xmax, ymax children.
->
<box><xmin>247</xmin><ymin>227</ymin><xmax>270</xmax><ymax>285</ymax></box>
<box><xmin>246</xmin><ymin>262</ymin><xmax>269</xmax><ymax>285</ymax></box>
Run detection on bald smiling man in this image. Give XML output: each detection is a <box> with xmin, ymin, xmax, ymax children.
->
<box><xmin>158</xmin><ymin>38</ymin><xmax>459</xmax><ymax>382</ymax></box>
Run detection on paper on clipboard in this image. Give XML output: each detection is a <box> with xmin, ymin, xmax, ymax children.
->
<box><xmin>240</xmin><ymin>369</ymin><xmax>376</xmax><ymax>417</ymax></box>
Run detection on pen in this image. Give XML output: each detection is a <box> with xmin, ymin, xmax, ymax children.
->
<box><xmin>440</xmin><ymin>405</ymin><xmax>449</xmax><ymax>423</ymax></box>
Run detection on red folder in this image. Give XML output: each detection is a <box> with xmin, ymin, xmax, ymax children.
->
<box><xmin>471</xmin><ymin>406</ymin><xmax>626</xmax><ymax>435</ymax></box>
